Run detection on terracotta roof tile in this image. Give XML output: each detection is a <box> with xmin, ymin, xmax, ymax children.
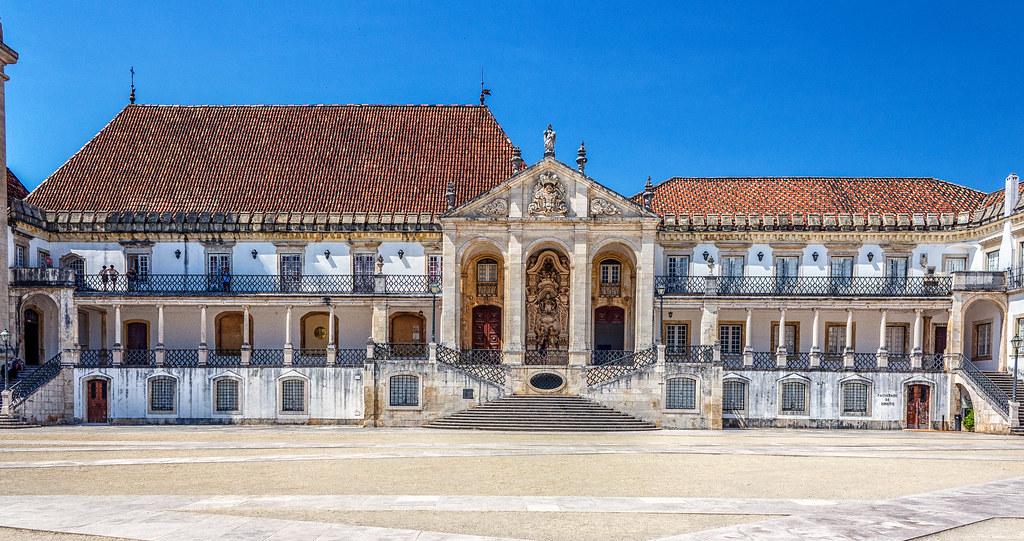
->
<box><xmin>640</xmin><ymin>177</ymin><xmax>988</xmax><ymax>217</ymax></box>
<box><xmin>7</xmin><ymin>168</ymin><xmax>28</xmax><ymax>207</ymax></box>
<box><xmin>27</xmin><ymin>104</ymin><xmax>514</xmax><ymax>214</ymax></box>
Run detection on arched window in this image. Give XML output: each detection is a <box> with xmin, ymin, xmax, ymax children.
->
<box><xmin>280</xmin><ymin>379</ymin><xmax>307</xmax><ymax>413</ymax></box>
<box><xmin>723</xmin><ymin>380</ymin><xmax>746</xmax><ymax>411</ymax></box>
<box><xmin>780</xmin><ymin>382</ymin><xmax>807</xmax><ymax>414</ymax></box>
<box><xmin>665</xmin><ymin>377</ymin><xmax>697</xmax><ymax>410</ymax></box>
<box><xmin>389</xmin><ymin>374</ymin><xmax>420</xmax><ymax>407</ymax></box>
<box><xmin>214</xmin><ymin>378</ymin><xmax>241</xmax><ymax>414</ymax></box>
<box><xmin>62</xmin><ymin>255</ymin><xmax>86</xmax><ymax>284</ymax></box>
<box><xmin>476</xmin><ymin>258</ymin><xmax>498</xmax><ymax>283</ymax></box>
<box><xmin>599</xmin><ymin>259</ymin><xmax>621</xmax><ymax>284</ymax></box>
<box><xmin>149</xmin><ymin>377</ymin><xmax>177</xmax><ymax>414</ymax></box>
<box><xmin>842</xmin><ymin>382</ymin><xmax>870</xmax><ymax>415</ymax></box>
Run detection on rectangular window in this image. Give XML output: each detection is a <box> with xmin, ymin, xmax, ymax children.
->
<box><xmin>771</xmin><ymin>323</ymin><xmax>799</xmax><ymax>354</ymax></box>
<box><xmin>600</xmin><ymin>262</ymin><xmax>620</xmax><ymax>284</ymax></box>
<box><xmin>478</xmin><ymin>261</ymin><xmax>499</xmax><ymax>283</ymax></box>
<box><xmin>723</xmin><ymin>381</ymin><xmax>746</xmax><ymax>411</ymax></box>
<box><xmin>665</xmin><ymin>324</ymin><xmax>688</xmax><ymax>348</ymax></box>
<box><xmin>665</xmin><ymin>378</ymin><xmax>697</xmax><ymax>410</ymax></box>
<box><xmin>390</xmin><ymin>375</ymin><xmax>419</xmax><ymax>407</ymax></box>
<box><xmin>14</xmin><ymin>245</ymin><xmax>26</xmax><ymax>268</ymax></box>
<box><xmin>831</xmin><ymin>257</ymin><xmax>854</xmax><ymax>277</ymax></box>
<box><xmin>987</xmin><ymin>251</ymin><xmax>1001</xmax><ymax>271</ymax></box>
<box><xmin>944</xmin><ymin>257</ymin><xmax>967</xmax><ymax>275</ymax></box>
<box><xmin>722</xmin><ymin>256</ymin><xmax>744</xmax><ymax>277</ymax></box>
<box><xmin>150</xmin><ymin>378</ymin><xmax>176</xmax><ymax>413</ymax></box>
<box><xmin>208</xmin><ymin>253</ymin><xmax>231</xmax><ymax>275</ymax></box>
<box><xmin>353</xmin><ymin>253</ymin><xmax>375</xmax><ymax>293</ymax></box>
<box><xmin>842</xmin><ymin>383</ymin><xmax>869</xmax><ymax>415</ymax></box>
<box><xmin>128</xmin><ymin>254</ymin><xmax>150</xmax><ymax>277</ymax></box>
<box><xmin>281</xmin><ymin>379</ymin><xmax>306</xmax><ymax>412</ymax></box>
<box><xmin>775</xmin><ymin>256</ymin><xmax>799</xmax><ymax>278</ymax></box>
<box><xmin>666</xmin><ymin>255</ymin><xmax>690</xmax><ymax>277</ymax></box>
<box><xmin>37</xmin><ymin>249</ymin><xmax>52</xmax><ymax>268</ymax></box>
<box><xmin>826</xmin><ymin>324</ymin><xmax>847</xmax><ymax>355</ymax></box>
<box><xmin>215</xmin><ymin>379</ymin><xmax>240</xmax><ymax>413</ymax></box>
<box><xmin>887</xmin><ymin>257</ymin><xmax>908</xmax><ymax>277</ymax></box>
<box><xmin>780</xmin><ymin>382</ymin><xmax>807</xmax><ymax>414</ymax></box>
<box><xmin>975</xmin><ymin>322</ymin><xmax>992</xmax><ymax>359</ymax></box>
<box><xmin>719</xmin><ymin>324</ymin><xmax>743</xmax><ymax>355</ymax></box>
<box><xmin>427</xmin><ymin>254</ymin><xmax>442</xmax><ymax>283</ymax></box>
<box><xmin>886</xmin><ymin>325</ymin><xmax>907</xmax><ymax>355</ymax></box>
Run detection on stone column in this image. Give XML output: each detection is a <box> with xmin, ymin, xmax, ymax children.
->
<box><xmin>112</xmin><ymin>304</ymin><xmax>123</xmax><ymax>366</ymax></box>
<box><xmin>634</xmin><ymin>225</ymin><xmax>657</xmax><ymax>348</ymax></box>
<box><xmin>371</xmin><ymin>300</ymin><xmax>389</xmax><ymax>343</ymax></box>
<box><xmin>877</xmin><ymin>309</ymin><xmax>889</xmax><ymax>368</ymax></box>
<box><xmin>701</xmin><ymin>304</ymin><xmax>719</xmax><ymax>348</ymax></box>
<box><xmin>743</xmin><ymin>308</ymin><xmax>753</xmax><ymax>367</ymax></box>
<box><xmin>154</xmin><ymin>304</ymin><xmax>166</xmax><ymax>366</ymax></box>
<box><xmin>776</xmin><ymin>308</ymin><xmax>788</xmax><ymax>366</ymax></box>
<box><xmin>810</xmin><ymin>308</ymin><xmax>821</xmax><ymax>367</ymax></box>
<box><xmin>843</xmin><ymin>309</ymin><xmax>855</xmax><ymax>368</ymax></box>
<box><xmin>283</xmin><ymin>305</ymin><xmax>294</xmax><ymax>365</ymax></box>
<box><xmin>506</xmin><ymin>226</ymin><xmax>524</xmax><ymax>363</ymax></box>
<box><xmin>912</xmin><ymin>309</ymin><xmax>924</xmax><ymax>369</ymax></box>
<box><xmin>568</xmin><ymin>225</ymin><xmax>590</xmax><ymax>366</ymax></box>
<box><xmin>439</xmin><ymin>232</ymin><xmax>458</xmax><ymax>346</ymax></box>
<box><xmin>0</xmin><ymin>23</ymin><xmax>18</xmax><ymax>334</ymax></box>
<box><xmin>197</xmin><ymin>305</ymin><xmax>208</xmax><ymax>366</ymax></box>
<box><xmin>240</xmin><ymin>305</ymin><xmax>251</xmax><ymax>365</ymax></box>
<box><xmin>327</xmin><ymin>302</ymin><xmax>337</xmax><ymax>365</ymax></box>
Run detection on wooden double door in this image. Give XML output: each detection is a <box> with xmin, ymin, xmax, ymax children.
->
<box><xmin>906</xmin><ymin>384</ymin><xmax>930</xmax><ymax>429</ymax></box>
<box><xmin>86</xmin><ymin>379</ymin><xmax>108</xmax><ymax>423</ymax></box>
<box><xmin>472</xmin><ymin>306</ymin><xmax>501</xmax><ymax>350</ymax></box>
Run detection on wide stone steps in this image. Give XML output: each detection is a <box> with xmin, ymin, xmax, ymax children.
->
<box><xmin>0</xmin><ymin>416</ymin><xmax>39</xmax><ymax>429</ymax></box>
<box><xmin>981</xmin><ymin>372</ymin><xmax>1024</xmax><ymax>432</ymax></box>
<box><xmin>425</xmin><ymin>395</ymin><xmax>657</xmax><ymax>431</ymax></box>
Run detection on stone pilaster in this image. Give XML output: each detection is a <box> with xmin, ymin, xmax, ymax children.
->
<box><xmin>0</xmin><ymin>23</ymin><xmax>18</xmax><ymax>334</ymax></box>
<box><xmin>505</xmin><ymin>225</ymin><xmax>524</xmax><ymax>363</ymax></box>
<box><xmin>440</xmin><ymin>231</ymin><xmax>458</xmax><ymax>347</ymax></box>
<box><xmin>634</xmin><ymin>225</ymin><xmax>657</xmax><ymax>348</ymax></box>
<box><xmin>568</xmin><ymin>225</ymin><xmax>589</xmax><ymax>366</ymax></box>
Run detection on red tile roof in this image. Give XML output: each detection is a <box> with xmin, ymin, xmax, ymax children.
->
<box><xmin>641</xmin><ymin>177</ymin><xmax>988</xmax><ymax>216</ymax></box>
<box><xmin>7</xmin><ymin>168</ymin><xmax>28</xmax><ymax>207</ymax></box>
<box><xmin>27</xmin><ymin>104</ymin><xmax>514</xmax><ymax>214</ymax></box>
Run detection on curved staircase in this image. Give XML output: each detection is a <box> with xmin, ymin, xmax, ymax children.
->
<box><xmin>425</xmin><ymin>395</ymin><xmax>657</xmax><ymax>431</ymax></box>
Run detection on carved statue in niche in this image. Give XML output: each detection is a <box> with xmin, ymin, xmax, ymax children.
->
<box><xmin>527</xmin><ymin>172</ymin><xmax>569</xmax><ymax>216</ymax></box>
<box><xmin>525</xmin><ymin>249</ymin><xmax>571</xmax><ymax>351</ymax></box>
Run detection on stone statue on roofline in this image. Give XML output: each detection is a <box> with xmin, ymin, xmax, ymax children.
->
<box><xmin>543</xmin><ymin>124</ymin><xmax>556</xmax><ymax>157</ymax></box>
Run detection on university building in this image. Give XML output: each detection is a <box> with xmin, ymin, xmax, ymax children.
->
<box><xmin>1</xmin><ymin>27</ymin><xmax>1023</xmax><ymax>432</ymax></box>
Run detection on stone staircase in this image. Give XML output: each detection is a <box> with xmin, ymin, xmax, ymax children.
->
<box><xmin>0</xmin><ymin>416</ymin><xmax>39</xmax><ymax>429</ymax></box>
<box><xmin>425</xmin><ymin>395</ymin><xmax>658</xmax><ymax>431</ymax></box>
<box><xmin>982</xmin><ymin>371</ymin><xmax>1024</xmax><ymax>435</ymax></box>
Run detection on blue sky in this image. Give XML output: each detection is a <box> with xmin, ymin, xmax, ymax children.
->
<box><xmin>2</xmin><ymin>2</ymin><xmax>1023</xmax><ymax>196</ymax></box>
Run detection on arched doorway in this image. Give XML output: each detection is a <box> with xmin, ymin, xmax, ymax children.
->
<box><xmin>906</xmin><ymin>384</ymin><xmax>930</xmax><ymax>429</ymax></box>
<box><xmin>85</xmin><ymin>378</ymin><xmax>109</xmax><ymax>423</ymax></box>
<box><xmin>215</xmin><ymin>312</ymin><xmax>254</xmax><ymax>353</ymax></box>
<box><xmin>472</xmin><ymin>305</ymin><xmax>502</xmax><ymax>350</ymax></box>
<box><xmin>390</xmin><ymin>312</ymin><xmax>426</xmax><ymax>344</ymax></box>
<box><xmin>299</xmin><ymin>312</ymin><xmax>339</xmax><ymax>349</ymax></box>
<box><xmin>23</xmin><ymin>308</ymin><xmax>41</xmax><ymax>365</ymax></box>
<box><xmin>594</xmin><ymin>306</ymin><xmax>625</xmax><ymax>350</ymax></box>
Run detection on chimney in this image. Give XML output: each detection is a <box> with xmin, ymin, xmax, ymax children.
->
<box><xmin>1005</xmin><ymin>173</ymin><xmax>1019</xmax><ymax>217</ymax></box>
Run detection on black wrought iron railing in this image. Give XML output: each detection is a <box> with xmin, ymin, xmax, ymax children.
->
<box><xmin>786</xmin><ymin>352</ymin><xmax>811</xmax><ymax>370</ymax></box>
<box><xmin>435</xmin><ymin>344</ymin><xmax>506</xmax><ymax>386</ymax></box>
<box><xmin>293</xmin><ymin>348</ymin><xmax>327</xmax><ymax>366</ymax></box>
<box><xmin>886</xmin><ymin>354</ymin><xmax>911</xmax><ymax>372</ymax></box>
<box><xmin>476</xmin><ymin>283</ymin><xmax>498</xmax><ymax>297</ymax></box>
<box><xmin>123</xmin><ymin>349</ymin><xmax>156</xmax><ymax>366</ymax></box>
<box><xmin>665</xmin><ymin>345</ymin><xmax>714</xmax><ymax>364</ymax></box>
<box><xmin>751</xmin><ymin>351</ymin><xmax>775</xmax><ymax>370</ymax></box>
<box><xmin>209</xmin><ymin>349</ymin><xmax>242</xmax><ymax>366</ymax></box>
<box><xmin>586</xmin><ymin>346</ymin><xmax>657</xmax><ymax>386</ymax></box>
<box><xmin>591</xmin><ymin>350</ymin><xmax>634</xmax><ymax>365</ymax></box>
<box><xmin>250</xmin><ymin>349</ymin><xmax>284</xmax><ymax>366</ymax></box>
<box><xmin>655</xmin><ymin>275</ymin><xmax>951</xmax><ymax>297</ymax></box>
<box><xmin>524</xmin><ymin>349</ymin><xmax>570</xmax><ymax>365</ymax></box>
<box><xmin>820</xmin><ymin>354</ymin><xmax>845</xmax><ymax>371</ymax></box>
<box><xmin>1008</xmin><ymin>268</ymin><xmax>1024</xmax><ymax>291</ymax></box>
<box><xmin>335</xmin><ymin>349</ymin><xmax>366</xmax><ymax>366</ymax></box>
<box><xmin>374</xmin><ymin>343</ymin><xmax>428</xmax><ymax>360</ymax></box>
<box><xmin>79</xmin><ymin>349</ymin><xmax>111</xmax><ymax>367</ymax></box>
<box><xmin>164</xmin><ymin>349</ymin><xmax>199</xmax><ymax>367</ymax></box>
<box><xmin>599</xmin><ymin>283</ymin><xmax>622</xmax><ymax>298</ymax></box>
<box><xmin>954</xmin><ymin>354</ymin><xmax>1010</xmax><ymax>418</ymax></box>
<box><xmin>721</xmin><ymin>353</ymin><xmax>744</xmax><ymax>370</ymax></box>
<box><xmin>654</xmin><ymin>275</ymin><xmax>706</xmax><ymax>295</ymax></box>
<box><xmin>12</xmin><ymin>353</ymin><xmax>64</xmax><ymax>407</ymax></box>
<box><xmin>923</xmin><ymin>353</ymin><xmax>945</xmax><ymax>371</ymax></box>
<box><xmin>73</xmin><ymin>273</ymin><xmax>441</xmax><ymax>296</ymax></box>
<box><xmin>460</xmin><ymin>349</ymin><xmax>503</xmax><ymax>364</ymax></box>
<box><xmin>853</xmin><ymin>353</ymin><xmax>877</xmax><ymax>371</ymax></box>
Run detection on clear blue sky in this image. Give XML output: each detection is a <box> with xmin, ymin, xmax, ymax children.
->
<box><xmin>2</xmin><ymin>2</ymin><xmax>1023</xmax><ymax>196</ymax></box>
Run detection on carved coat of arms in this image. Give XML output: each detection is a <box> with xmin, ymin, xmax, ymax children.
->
<box><xmin>527</xmin><ymin>172</ymin><xmax>569</xmax><ymax>216</ymax></box>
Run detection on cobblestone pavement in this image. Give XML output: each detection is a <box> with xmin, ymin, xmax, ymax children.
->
<box><xmin>0</xmin><ymin>427</ymin><xmax>1022</xmax><ymax>540</ymax></box>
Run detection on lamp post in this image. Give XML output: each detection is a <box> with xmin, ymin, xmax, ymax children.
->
<box><xmin>655</xmin><ymin>283</ymin><xmax>667</xmax><ymax>345</ymax></box>
<box><xmin>428</xmin><ymin>280</ymin><xmax>441</xmax><ymax>343</ymax></box>
<box><xmin>1012</xmin><ymin>334</ymin><xmax>1023</xmax><ymax>403</ymax></box>
<box><xmin>0</xmin><ymin>329</ymin><xmax>9</xmax><ymax>393</ymax></box>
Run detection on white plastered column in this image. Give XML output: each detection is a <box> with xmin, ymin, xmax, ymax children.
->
<box><xmin>327</xmin><ymin>301</ymin><xmax>337</xmax><ymax>365</ymax></box>
<box><xmin>810</xmin><ymin>308</ymin><xmax>821</xmax><ymax>367</ymax></box>
<box><xmin>240</xmin><ymin>305</ymin><xmax>251</xmax><ymax>365</ymax></box>
<box><xmin>154</xmin><ymin>304</ymin><xmax>166</xmax><ymax>365</ymax></box>
<box><xmin>283</xmin><ymin>305</ymin><xmax>294</xmax><ymax>365</ymax></box>
<box><xmin>198</xmin><ymin>305</ymin><xmax>208</xmax><ymax>365</ymax></box>
<box><xmin>877</xmin><ymin>308</ymin><xmax>889</xmax><ymax>368</ymax></box>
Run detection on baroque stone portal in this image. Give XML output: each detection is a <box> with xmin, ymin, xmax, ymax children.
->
<box><xmin>525</xmin><ymin>249</ymin><xmax>571</xmax><ymax>351</ymax></box>
<box><xmin>528</xmin><ymin>172</ymin><xmax>569</xmax><ymax>216</ymax></box>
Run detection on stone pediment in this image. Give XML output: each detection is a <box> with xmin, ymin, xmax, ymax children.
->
<box><xmin>446</xmin><ymin>158</ymin><xmax>655</xmax><ymax>221</ymax></box>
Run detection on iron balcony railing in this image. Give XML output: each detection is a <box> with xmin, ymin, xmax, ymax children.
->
<box><xmin>72</xmin><ymin>273</ymin><xmax>442</xmax><ymax>297</ymax></box>
<box><xmin>591</xmin><ymin>350</ymin><xmax>634</xmax><ymax>365</ymax></box>
<box><xmin>853</xmin><ymin>353</ymin><xmax>877</xmax><ymax>371</ymax></box>
<box><xmin>374</xmin><ymin>343</ymin><xmax>428</xmax><ymax>360</ymax></box>
<box><xmin>250</xmin><ymin>349</ymin><xmax>284</xmax><ymax>366</ymax></box>
<box><xmin>460</xmin><ymin>349</ymin><xmax>503</xmax><ymax>365</ymax></box>
<box><xmin>665</xmin><ymin>345</ymin><xmax>714</xmax><ymax>364</ymax></box>
<box><xmin>786</xmin><ymin>352</ymin><xmax>811</xmax><ymax>370</ymax></box>
<box><xmin>164</xmin><ymin>349</ymin><xmax>199</xmax><ymax>367</ymax></box>
<box><xmin>335</xmin><ymin>349</ymin><xmax>366</xmax><ymax>366</ymax></box>
<box><xmin>209</xmin><ymin>349</ymin><xmax>242</xmax><ymax>366</ymax></box>
<box><xmin>954</xmin><ymin>354</ymin><xmax>1010</xmax><ymax>418</ymax></box>
<box><xmin>11</xmin><ymin>353</ymin><xmax>64</xmax><ymax>408</ymax></box>
<box><xmin>294</xmin><ymin>348</ymin><xmax>327</xmax><ymax>366</ymax></box>
<box><xmin>123</xmin><ymin>349</ymin><xmax>156</xmax><ymax>366</ymax></box>
<box><xmin>721</xmin><ymin>353</ymin><xmax>744</xmax><ymax>370</ymax></box>
<box><xmin>587</xmin><ymin>346</ymin><xmax>658</xmax><ymax>386</ymax></box>
<box><xmin>1006</xmin><ymin>268</ymin><xmax>1024</xmax><ymax>291</ymax></box>
<box><xmin>886</xmin><ymin>353</ymin><xmax>912</xmax><ymax>372</ymax></box>
<box><xmin>435</xmin><ymin>345</ymin><xmax>506</xmax><ymax>386</ymax></box>
<box><xmin>524</xmin><ymin>349</ymin><xmax>570</xmax><ymax>366</ymax></box>
<box><xmin>79</xmin><ymin>349</ymin><xmax>111</xmax><ymax>367</ymax></box>
<box><xmin>821</xmin><ymin>355</ymin><xmax>845</xmax><ymax>371</ymax></box>
<box><xmin>655</xmin><ymin>275</ymin><xmax>951</xmax><ymax>297</ymax></box>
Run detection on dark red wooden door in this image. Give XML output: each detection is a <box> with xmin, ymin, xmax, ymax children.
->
<box><xmin>87</xmin><ymin>379</ymin><xmax>108</xmax><ymax>423</ymax></box>
<box><xmin>934</xmin><ymin>327</ymin><xmax>947</xmax><ymax>354</ymax></box>
<box><xmin>906</xmin><ymin>385</ymin><xmax>930</xmax><ymax>429</ymax></box>
<box><xmin>472</xmin><ymin>306</ymin><xmax>501</xmax><ymax>350</ymax></box>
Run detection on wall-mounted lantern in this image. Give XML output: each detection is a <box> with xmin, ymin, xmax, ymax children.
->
<box><xmin>867</xmin><ymin>252</ymin><xmax>874</xmax><ymax>262</ymax></box>
<box><xmin>251</xmin><ymin>249</ymin><xmax>258</xmax><ymax>259</ymax></box>
<box><xmin>398</xmin><ymin>249</ymin><xmax>405</xmax><ymax>260</ymax></box>
<box><xmin>702</xmin><ymin>251</ymin><xmax>710</xmax><ymax>261</ymax></box>
<box><xmin>757</xmin><ymin>251</ymin><xmax>764</xmax><ymax>262</ymax></box>
<box><xmin>324</xmin><ymin>250</ymin><xmax>331</xmax><ymax>259</ymax></box>
<box><xmin>174</xmin><ymin>249</ymin><xmax>181</xmax><ymax>259</ymax></box>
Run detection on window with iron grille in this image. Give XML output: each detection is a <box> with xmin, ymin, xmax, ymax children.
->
<box><xmin>64</xmin><ymin>256</ymin><xmax>86</xmax><ymax>280</ymax></box>
<box><xmin>780</xmin><ymin>382</ymin><xmax>807</xmax><ymax>414</ymax></box>
<box><xmin>149</xmin><ymin>377</ymin><xmax>176</xmax><ymax>413</ymax></box>
<box><xmin>842</xmin><ymin>382</ymin><xmax>869</xmax><ymax>415</ymax></box>
<box><xmin>390</xmin><ymin>375</ymin><xmax>419</xmax><ymax>407</ymax></box>
<box><xmin>665</xmin><ymin>377</ymin><xmax>696</xmax><ymax>410</ymax></box>
<box><xmin>723</xmin><ymin>381</ymin><xmax>746</xmax><ymax>411</ymax></box>
<box><xmin>280</xmin><ymin>379</ymin><xmax>306</xmax><ymax>413</ymax></box>
<box><xmin>215</xmin><ymin>379</ymin><xmax>240</xmax><ymax>413</ymax></box>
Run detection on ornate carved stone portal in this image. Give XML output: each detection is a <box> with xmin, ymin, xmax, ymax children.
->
<box><xmin>525</xmin><ymin>249</ymin><xmax>571</xmax><ymax>351</ymax></box>
<box><xmin>528</xmin><ymin>172</ymin><xmax>569</xmax><ymax>216</ymax></box>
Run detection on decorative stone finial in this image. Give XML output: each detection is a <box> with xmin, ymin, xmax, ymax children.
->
<box><xmin>543</xmin><ymin>124</ymin><xmax>556</xmax><ymax>158</ymax></box>
<box><xmin>511</xmin><ymin>146</ymin><xmax>525</xmax><ymax>174</ymax></box>
<box><xmin>576</xmin><ymin>141</ymin><xmax>587</xmax><ymax>173</ymax></box>
<box><xmin>642</xmin><ymin>177</ymin><xmax>654</xmax><ymax>209</ymax></box>
<box><xmin>129</xmin><ymin>66</ymin><xmax>136</xmax><ymax>104</ymax></box>
<box><xmin>445</xmin><ymin>180</ymin><xmax>456</xmax><ymax>211</ymax></box>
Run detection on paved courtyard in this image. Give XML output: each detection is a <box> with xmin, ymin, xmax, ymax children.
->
<box><xmin>0</xmin><ymin>427</ymin><xmax>1022</xmax><ymax>540</ymax></box>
